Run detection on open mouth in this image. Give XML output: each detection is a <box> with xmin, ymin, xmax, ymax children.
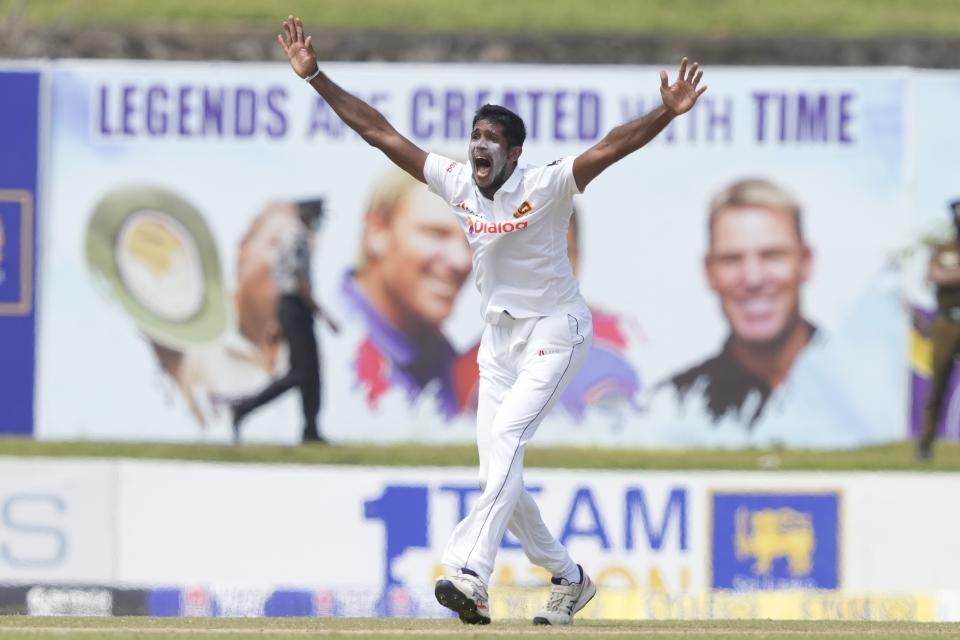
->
<box><xmin>473</xmin><ymin>156</ymin><xmax>492</xmax><ymax>181</ymax></box>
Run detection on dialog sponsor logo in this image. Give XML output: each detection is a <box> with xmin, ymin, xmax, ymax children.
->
<box><xmin>466</xmin><ymin>217</ymin><xmax>528</xmax><ymax>235</ymax></box>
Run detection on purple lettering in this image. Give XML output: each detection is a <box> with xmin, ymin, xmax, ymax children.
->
<box><xmin>838</xmin><ymin>92</ymin><xmax>854</xmax><ymax>143</ymax></box>
<box><xmin>308</xmin><ymin>97</ymin><xmax>346</xmax><ymax>138</ymax></box>
<box><xmin>706</xmin><ymin>97</ymin><xmax>733</xmax><ymax>143</ymax></box>
<box><xmin>145</xmin><ymin>85</ymin><xmax>168</xmax><ymax>136</ymax></box>
<box><xmin>121</xmin><ymin>85</ymin><xmax>137</xmax><ymax>136</ymax></box>
<box><xmin>778</xmin><ymin>93</ymin><xmax>788</xmax><ymax>142</ymax></box>
<box><xmin>411</xmin><ymin>88</ymin><xmax>434</xmax><ymax>139</ymax></box>
<box><xmin>578</xmin><ymin>91</ymin><xmax>600</xmax><ymax>140</ymax></box>
<box><xmin>444</xmin><ymin>90</ymin><xmax>466</xmax><ymax>139</ymax></box>
<box><xmin>98</xmin><ymin>86</ymin><xmax>113</xmax><ymax>135</ymax></box>
<box><xmin>178</xmin><ymin>86</ymin><xmax>194</xmax><ymax>136</ymax></box>
<box><xmin>795</xmin><ymin>94</ymin><xmax>828</xmax><ymax>142</ymax></box>
<box><xmin>753</xmin><ymin>92</ymin><xmax>770</xmax><ymax>142</ymax></box>
<box><xmin>553</xmin><ymin>90</ymin><xmax>568</xmax><ymax>141</ymax></box>
<box><xmin>202</xmin><ymin>88</ymin><xmax>225</xmax><ymax>136</ymax></box>
<box><xmin>501</xmin><ymin>91</ymin><xmax>520</xmax><ymax>117</ymax></box>
<box><xmin>265</xmin><ymin>87</ymin><xmax>288</xmax><ymax>138</ymax></box>
<box><xmin>234</xmin><ymin>87</ymin><xmax>256</xmax><ymax>137</ymax></box>
<box><xmin>620</xmin><ymin>97</ymin><xmax>649</xmax><ymax>123</ymax></box>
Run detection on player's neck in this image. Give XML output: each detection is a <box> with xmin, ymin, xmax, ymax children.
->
<box><xmin>477</xmin><ymin>163</ymin><xmax>517</xmax><ymax>201</ymax></box>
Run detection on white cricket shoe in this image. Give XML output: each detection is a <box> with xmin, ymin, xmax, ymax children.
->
<box><xmin>532</xmin><ymin>565</ymin><xmax>596</xmax><ymax>625</ymax></box>
<box><xmin>434</xmin><ymin>570</ymin><xmax>491</xmax><ymax>625</ymax></box>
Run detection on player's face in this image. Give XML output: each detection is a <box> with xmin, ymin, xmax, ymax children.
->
<box><xmin>705</xmin><ymin>206</ymin><xmax>811</xmax><ymax>347</ymax></box>
<box><xmin>469</xmin><ymin>120</ymin><xmax>518</xmax><ymax>191</ymax></box>
<box><xmin>378</xmin><ymin>187</ymin><xmax>472</xmax><ymax>327</ymax></box>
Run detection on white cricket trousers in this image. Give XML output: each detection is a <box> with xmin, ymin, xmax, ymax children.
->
<box><xmin>441</xmin><ymin>309</ymin><xmax>593</xmax><ymax>585</ymax></box>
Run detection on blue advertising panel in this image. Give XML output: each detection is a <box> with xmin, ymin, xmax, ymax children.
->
<box><xmin>0</xmin><ymin>70</ymin><xmax>39</xmax><ymax>435</ymax></box>
<box><xmin>711</xmin><ymin>492</ymin><xmax>840</xmax><ymax>590</ymax></box>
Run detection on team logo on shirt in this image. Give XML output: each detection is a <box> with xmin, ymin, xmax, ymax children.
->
<box><xmin>466</xmin><ymin>216</ymin><xmax>528</xmax><ymax>235</ymax></box>
<box><xmin>513</xmin><ymin>200</ymin><xmax>534</xmax><ymax>219</ymax></box>
<box><xmin>445</xmin><ymin>161</ymin><xmax>458</xmax><ymax>173</ymax></box>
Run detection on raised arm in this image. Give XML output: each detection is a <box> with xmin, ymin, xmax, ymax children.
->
<box><xmin>278</xmin><ymin>15</ymin><xmax>427</xmax><ymax>182</ymax></box>
<box><xmin>572</xmin><ymin>58</ymin><xmax>707</xmax><ymax>192</ymax></box>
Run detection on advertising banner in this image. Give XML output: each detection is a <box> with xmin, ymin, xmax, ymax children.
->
<box><xmin>0</xmin><ymin>69</ymin><xmax>40</xmax><ymax>435</ymax></box>
<box><xmin>97</xmin><ymin>460</ymin><xmax>960</xmax><ymax>620</ymax></box>
<box><xmin>0</xmin><ymin>460</ymin><xmax>116</xmax><ymax>584</ymax></box>
<box><xmin>6</xmin><ymin>459</ymin><xmax>960</xmax><ymax>621</ymax></box>
<box><xmin>0</xmin><ymin>585</ymin><xmax>148</xmax><ymax>616</ymax></box>
<box><xmin>38</xmin><ymin>61</ymin><xmax>911</xmax><ymax>447</ymax></box>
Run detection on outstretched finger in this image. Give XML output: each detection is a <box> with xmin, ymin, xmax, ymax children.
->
<box><xmin>276</xmin><ymin>33</ymin><xmax>289</xmax><ymax>54</ymax></box>
<box><xmin>676</xmin><ymin>57</ymin><xmax>688</xmax><ymax>83</ymax></box>
<box><xmin>693</xmin><ymin>69</ymin><xmax>703</xmax><ymax>86</ymax></box>
<box><xmin>305</xmin><ymin>34</ymin><xmax>313</xmax><ymax>51</ymax></box>
<box><xmin>659</xmin><ymin>69</ymin><xmax>669</xmax><ymax>89</ymax></box>
<box><xmin>295</xmin><ymin>16</ymin><xmax>304</xmax><ymax>43</ymax></box>
<box><xmin>280</xmin><ymin>18</ymin><xmax>292</xmax><ymax>46</ymax></box>
<box><xmin>696</xmin><ymin>85</ymin><xmax>708</xmax><ymax>97</ymax></box>
<box><xmin>687</xmin><ymin>62</ymin><xmax>699</xmax><ymax>83</ymax></box>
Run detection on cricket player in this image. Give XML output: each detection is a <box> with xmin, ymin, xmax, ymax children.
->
<box><xmin>278</xmin><ymin>15</ymin><xmax>706</xmax><ymax>625</ymax></box>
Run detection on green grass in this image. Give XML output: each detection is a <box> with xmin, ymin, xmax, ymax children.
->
<box><xmin>2</xmin><ymin>438</ymin><xmax>957</xmax><ymax>471</ymax></box>
<box><xmin>3</xmin><ymin>0</ymin><xmax>960</xmax><ymax>37</ymax></box>
<box><xmin>0</xmin><ymin>617</ymin><xmax>957</xmax><ymax>640</ymax></box>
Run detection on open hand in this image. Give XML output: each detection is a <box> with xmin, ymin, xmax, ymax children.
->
<box><xmin>277</xmin><ymin>15</ymin><xmax>318</xmax><ymax>80</ymax></box>
<box><xmin>660</xmin><ymin>58</ymin><xmax>707</xmax><ymax>116</ymax></box>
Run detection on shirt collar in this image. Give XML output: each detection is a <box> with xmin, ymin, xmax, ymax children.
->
<box><xmin>498</xmin><ymin>163</ymin><xmax>524</xmax><ymax>194</ymax></box>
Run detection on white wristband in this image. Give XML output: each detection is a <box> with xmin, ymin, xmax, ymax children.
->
<box><xmin>304</xmin><ymin>66</ymin><xmax>321</xmax><ymax>82</ymax></box>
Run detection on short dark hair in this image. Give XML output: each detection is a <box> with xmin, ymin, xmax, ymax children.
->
<box><xmin>472</xmin><ymin>104</ymin><xmax>526</xmax><ymax>148</ymax></box>
<box><xmin>295</xmin><ymin>198</ymin><xmax>327</xmax><ymax>231</ymax></box>
<box><xmin>297</xmin><ymin>198</ymin><xmax>326</xmax><ymax>223</ymax></box>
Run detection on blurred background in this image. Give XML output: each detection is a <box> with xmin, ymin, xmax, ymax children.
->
<box><xmin>2</xmin><ymin>0</ymin><xmax>960</xmax><ymax>624</ymax></box>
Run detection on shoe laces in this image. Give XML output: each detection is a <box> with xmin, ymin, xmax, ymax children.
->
<box><xmin>544</xmin><ymin>581</ymin><xmax>577</xmax><ymax>613</ymax></box>
<box><xmin>458</xmin><ymin>573</ymin><xmax>488</xmax><ymax>600</ymax></box>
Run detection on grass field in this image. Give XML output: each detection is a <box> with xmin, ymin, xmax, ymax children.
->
<box><xmin>3</xmin><ymin>0</ymin><xmax>960</xmax><ymax>37</ymax></box>
<box><xmin>2</xmin><ymin>438</ymin><xmax>958</xmax><ymax>471</ymax></box>
<box><xmin>0</xmin><ymin>618</ymin><xmax>958</xmax><ymax>640</ymax></box>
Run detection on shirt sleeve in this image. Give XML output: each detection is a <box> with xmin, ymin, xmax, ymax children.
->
<box><xmin>423</xmin><ymin>152</ymin><xmax>465</xmax><ymax>201</ymax></box>
<box><xmin>537</xmin><ymin>155</ymin><xmax>580</xmax><ymax>200</ymax></box>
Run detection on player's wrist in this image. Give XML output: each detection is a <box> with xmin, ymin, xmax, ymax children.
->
<box><xmin>303</xmin><ymin>65</ymin><xmax>321</xmax><ymax>82</ymax></box>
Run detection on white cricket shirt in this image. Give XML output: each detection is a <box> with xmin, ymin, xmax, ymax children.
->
<box><xmin>424</xmin><ymin>152</ymin><xmax>587</xmax><ymax>324</ymax></box>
